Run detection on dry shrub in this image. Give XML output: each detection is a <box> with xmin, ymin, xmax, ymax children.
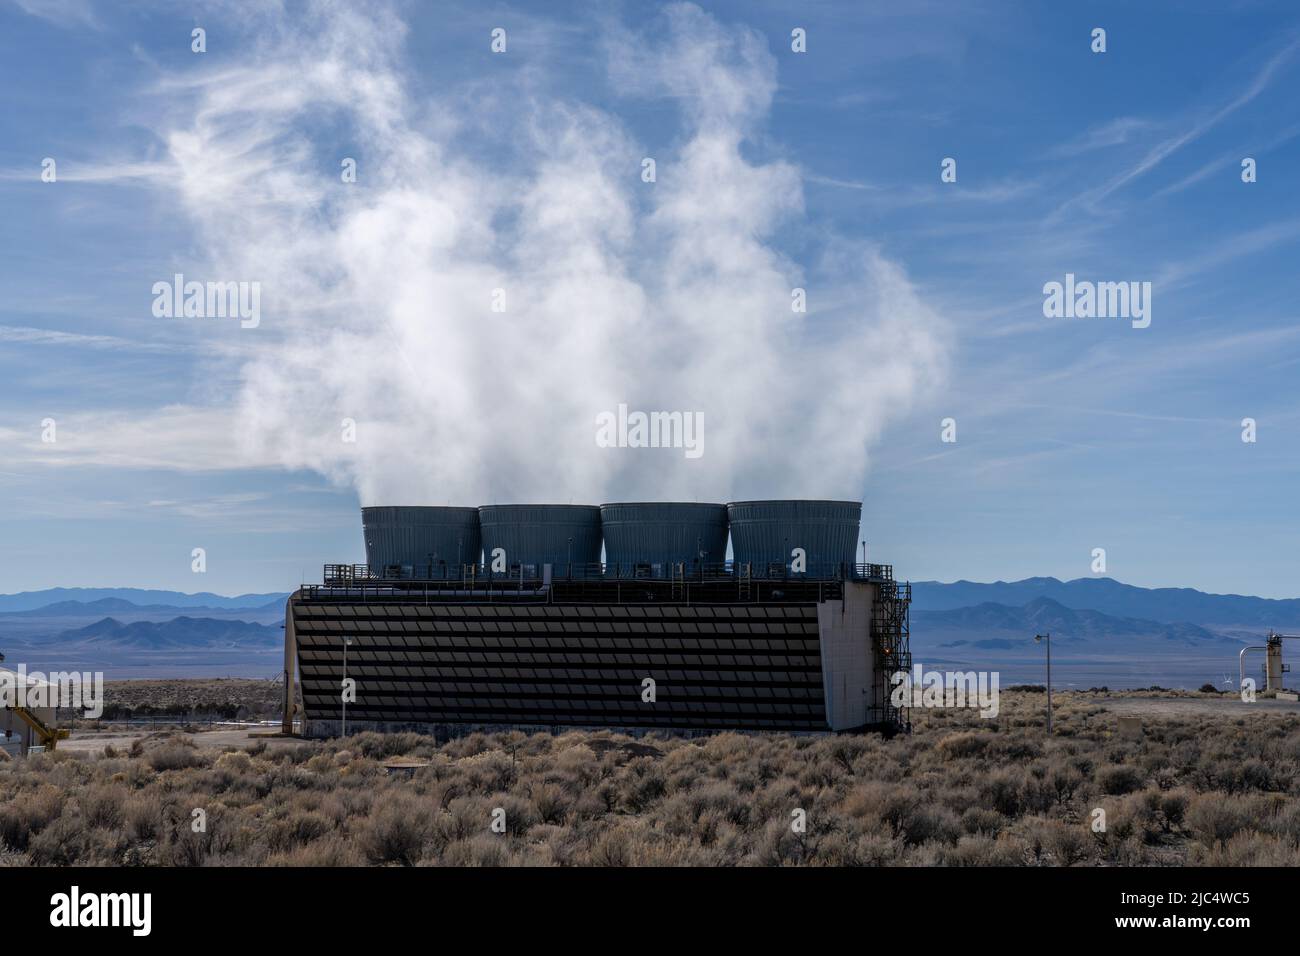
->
<box><xmin>1195</xmin><ymin>831</ymin><xmax>1300</xmax><ymax>865</ymax></box>
<box><xmin>1159</xmin><ymin>791</ymin><xmax>1190</xmax><ymax>831</ymax></box>
<box><xmin>1038</xmin><ymin>820</ymin><xmax>1092</xmax><ymax>866</ymax></box>
<box><xmin>267</xmin><ymin>835</ymin><xmax>363</xmax><ymax>866</ymax></box>
<box><xmin>266</xmin><ymin>810</ymin><xmax>332</xmax><ymax>852</ymax></box>
<box><xmin>1269</xmin><ymin>800</ymin><xmax>1300</xmax><ymax>844</ymax></box>
<box><xmin>1186</xmin><ymin>794</ymin><xmax>1270</xmax><ymax>847</ymax></box>
<box><xmin>1096</xmin><ymin>764</ymin><xmax>1142</xmax><ymax>795</ymax></box>
<box><xmin>751</xmin><ymin>817</ymin><xmax>811</xmax><ymax>866</ymax></box>
<box><xmin>936</xmin><ymin>732</ymin><xmax>990</xmax><ymax>760</ymax></box>
<box><xmin>3</xmin><ymin>687</ymin><xmax>1299</xmax><ymax>868</ymax></box>
<box><xmin>589</xmin><ymin>828</ymin><xmax>632</xmax><ymax>866</ymax></box>
<box><xmin>529</xmin><ymin>783</ymin><xmax>569</xmax><ymax>825</ymax></box>
<box><xmin>1010</xmin><ymin>818</ymin><xmax>1070</xmax><ymax>865</ymax></box>
<box><xmin>358</xmin><ymin>793</ymin><xmax>432</xmax><ymax>865</ymax></box>
<box><xmin>148</xmin><ymin>743</ymin><xmax>207</xmax><ymax>772</ymax></box>
<box><xmin>553</xmin><ymin>744</ymin><xmax>601</xmax><ymax>786</ymax></box>
<box><xmin>79</xmin><ymin>784</ymin><xmax>124</xmax><ymax>830</ymax></box>
<box><xmin>215</xmin><ymin>751</ymin><xmax>253</xmax><ymax>774</ymax></box>
<box><xmin>459</xmin><ymin>751</ymin><xmax>516</xmax><ymax>792</ymax></box>
<box><xmin>348</xmin><ymin>731</ymin><xmax>425</xmax><ymax>760</ymax></box>
<box><xmin>0</xmin><ymin>786</ymin><xmax>64</xmax><ymax>851</ymax></box>
<box><xmin>1046</xmin><ymin>763</ymin><xmax>1085</xmax><ymax>805</ymax></box>
<box><xmin>980</xmin><ymin>769</ymin><xmax>1027</xmax><ymax>816</ymax></box>
<box><xmin>683</xmin><ymin>780</ymin><xmax>751</xmax><ymax>829</ymax></box>
<box><xmin>621</xmin><ymin>760</ymin><xmax>667</xmax><ymax>813</ymax></box>
<box><xmin>847</xmin><ymin>832</ymin><xmax>903</xmax><ymax>866</ymax></box>
<box><xmin>493</xmin><ymin>794</ymin><xmax>537</xmax><ymax>836</ymax></box>
<box><xmin>570</xmin><ymin>790</ymin><xmax>608</xmax><ymax>822</ymax></box>
<box><xmin>438</xmin><ymin>834</ymin><xmax>510</xmax><ymax>867</ymax></box>
<box><xmin>166</xmin><ymin>827</ymin><xmax>211</xmax><ymax>867</ymax></box>
<box><xmin>28</xmin><ymin>815</ymin><xmax>88</xmax><ymax>865</ymax></box>
<box><xmin>124</xmin><ymin>793</ymin><xmax>163</xmax><ymax>842</ymax></box>
<box><xmin>960</xmin><ymin>807</ymin><xmax>1004</xmax><ymax>836</ymax></box>
<box><xmin>942</xmin><ymin>833</ymin><xmax>1026</xmax><ymax>866</ymax></box>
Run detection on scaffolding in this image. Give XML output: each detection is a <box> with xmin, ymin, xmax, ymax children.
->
<box><xmin>870</xmin><ymin>578</ymin><xmax>912</xmax><ymax>733</ymax></box>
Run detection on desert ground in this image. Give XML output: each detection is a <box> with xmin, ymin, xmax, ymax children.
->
<box><xmin>62</xmin><ymin>677</ymin><xmax>286</xmax><ymax>724</ymax></box>
<box><xmin>4</xmin><ymin>682</ymin><xmax>1300</xmax><ymax>866</ymax></box>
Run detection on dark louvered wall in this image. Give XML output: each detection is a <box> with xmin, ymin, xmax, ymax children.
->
<box><xmin>293</xmin><ymin>599</ymin><xmax>826</xmax><ymax>731</ymax></box>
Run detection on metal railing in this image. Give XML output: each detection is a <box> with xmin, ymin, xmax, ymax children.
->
<box><xmin>323</xmin><ymin>560</ymin><xmax>898</xmax><ymax>586</ymax></box>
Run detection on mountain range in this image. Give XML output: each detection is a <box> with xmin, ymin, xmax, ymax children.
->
<box><xmin>0</xmin><ymin>597</ymin><xmax>288</xmax><ymax>617</ymax></box>
<box><xmin>50</xmin><ymin>616</ymin><xmax>282</xmax><ymax>650</ymax></box>
<box><xmin>0</xmin><ymin>588</ymin><xmax>289</xmax><ymax>614</ymax></box>
<box><xmin>910</xmin><ymin>577</ymin><xmax>1300</xmax><ymax>627</ymax></box>
<box><xmin>912</xmin><ymin>597</ymin><xmax>1243</xmax><ymax>653</ymax></box>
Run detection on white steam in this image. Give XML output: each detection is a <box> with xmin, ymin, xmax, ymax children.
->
<box><xmin>159</xmin><ymin>1</ymin><xmax>946</xmax><ymax>505</ymax></box>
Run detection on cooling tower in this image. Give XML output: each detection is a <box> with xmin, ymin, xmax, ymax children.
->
<box><xmin>291</xmin><ymin>497</ymin><xmax>913</xmax><ymax>736</ymax></box>
<box><xmin>361</xmin><ymin>506</ymin><xmax>481</xmax><ymax>575</ymax></box>
<box><xmin>727</xmin><ymin>500</ymin><xmax>861</xmax><ymax>578</ymax></box>
<box><xmin>600</xmin><ymin>502</ymin><xmax>728</xmax><ymax>574</ymax></box>
<box><xmin>478</xmin><ymin>504</ymin><xmax>602</xmax><ymax>570</ymax></box>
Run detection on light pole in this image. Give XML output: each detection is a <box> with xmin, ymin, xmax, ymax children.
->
<box><xmin>342</xmin><ymin>635</ymin><xmax>352</xmax><ymax>737</ymax></box>
<box><xmin>1034</xmin><ymin>632</ymin><xmax>1052</xmax><ymax>734</ymax></box>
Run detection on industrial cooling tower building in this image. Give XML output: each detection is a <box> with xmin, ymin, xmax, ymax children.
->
<box><xmin>361</xmin><ymin>506</ymin><xmax>480</xmax><ymax>578</ymax></box>
<box><xmin>283</xmin><ymin>500</ymin><xmax>911</xmax><ymax>736</ymax></box>
<box><xmin>599</xmin><ymin>502</ymin><xmax>729</xmax><ymax>577</ymax></box>
<box><xmin>478</xmin><ymin>504</ymin><xmax>602</xmax><ymax>573</ymax></box>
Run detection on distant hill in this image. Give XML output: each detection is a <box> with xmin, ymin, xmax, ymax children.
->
<box><xmin>912</xmin><ymin>597</ymin><xmax>1243</xmax><ymax>652</ymax></box>
<box><xmin>52</xmin><ymin>616</ymin><xmax>282</xmax><ymax>650</ymax></box>
<box><xmin>1</xmin><ymin>598</ymin><xmax>148</xmax><ymax>616</ymax></box>
<box><xmin>911</xmin><ymin>577</ymin><xmax>1300</xmax><ymax>628</ymax></box>
<box><xmin>0</xmin><ymin>588</ymin><xmax>290</xmax><ymax>614</ymax></box>
<box><xmin>0</xmin><ymin>597</ymin><xmax>289</xmax><ymax>618</ymax></box>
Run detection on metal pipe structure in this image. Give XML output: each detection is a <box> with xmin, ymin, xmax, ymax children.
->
<box><xmin>1264</xmin><ymin>631</ymin><xmax>1300</xmax><ymax>691</ymax></box>
<box><xmin>1239</xmin><ymin>645</ymin><xmax>1266</xmax><ymax>691</ymax></box>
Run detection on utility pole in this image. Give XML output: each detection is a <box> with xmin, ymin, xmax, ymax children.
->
<box><xmin>1034</xmin><ymin>632</ymin><xmax>1052</xmax><ymax>734</ymax></box>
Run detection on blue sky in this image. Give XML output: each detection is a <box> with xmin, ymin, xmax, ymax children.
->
<box><xmin>1</xmin><ymin>0</ymin><xmax>1299</xmax><ymax>598</ymax></box>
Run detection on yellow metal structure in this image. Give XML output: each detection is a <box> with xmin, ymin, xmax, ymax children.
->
<box><xmin>10</xmin><ymin>706</ymin><xmax>69</xmax><ymax>751</ymax></box>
